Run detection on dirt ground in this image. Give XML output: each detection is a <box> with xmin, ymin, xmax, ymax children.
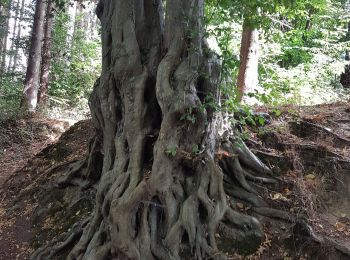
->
<box><xmin>0</xmin><ymin>116</ymin><xmax>93</xmax><ymax>259</ymax></box>
<box><xmin>250</xmin><ymin>102</ymin><xmax>350</xmax><ymax>258</ymax></box>
<box><xmin>1</xmin><ymin>102</ymin><xmax>350</xmax><ymax>259</ymax></box>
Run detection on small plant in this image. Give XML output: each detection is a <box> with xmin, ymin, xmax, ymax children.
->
<box><xmin>191</xmin><ymin>144</ymin><xmax>199</xmax><ymax>155</ymax></box>
<box><xmin>180</xmin><ymin>107</ymin><xmax>196</xmax><ymax>124</ymax></box>
<box><xmin>287</xmin><ymin>108</ymin><xmax>299</xmax><ymax>118</ymax></box>
<box><xmin>272</xmin><ymin>108</ymin><xmax>282</xmax><ymax>117</ymax></box>
<box><xmin>166</xmin><ymin>145</ymin><xmax>178</xmax><ymax>157</ymax></box>
<box><xmin>239</xmin><ymin>130</ymin><xmax>250</xmax><ymax>140</ymax></box>
<box><xmin>256</xmin><ymin>115</ymin><xmax>266</xmax><ymax>126</ymax></box>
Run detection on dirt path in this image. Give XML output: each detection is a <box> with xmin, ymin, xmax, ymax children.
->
<box><xmin>0</xmin><ymin>116</ymin><xmax>70</xmax><ymax>260</ymax></box>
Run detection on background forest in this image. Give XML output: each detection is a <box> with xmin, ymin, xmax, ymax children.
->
<box><xmin>0</xmin><ymin>0</ymin><xmax>101</xmax><ymax>119</ymax></box>
<box><xmin>1</xmin><ymin>0</ymin><xmax>350</xmax><ymax>120</ymax></box>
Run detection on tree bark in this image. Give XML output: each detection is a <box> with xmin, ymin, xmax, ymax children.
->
<box><xmin>9</xmin><ymin>0</ymin><xmax>24</xmax><ymax>73</ymax></box>
<box><xmin>38</xmin><ymin>0</ymin><xmax>54</xmax><ymax>106</ymax></box>
<box><xmin>7</xmin><ymin>0</ymin><xmax>20</xmax><ymax>72</ymax></box>
<box><xmin>69</xmin><ymin>2</ymin><xmax>229</xmax><ymax>258</ymax></box>
<box><xmin>32</xmin><ymin>1</ymin><xmax>283</xmax><ymax>259</ymax></box>
<box><xmin>236</xmin><ymin>19</ymin><xmax>259</xmax><ymax>103</ymax></box>
<box><xmin>0</xmin><ymin>0</ymin><xmax>11</xmax><ymax>76</ymax></box>
<box><xmin>72</xmin><ymin>2</ymin><xmax>84</xmax><ymax>44</ymax></box>
<box><xmin>88</xmin><ymin>1</ymin><xmax>99</xmax><ymax>40</ymax></box>
<box><xmin>22</xmin><ymin>0</ymin><xmax>47</xmax><ymax>112</ymax></box>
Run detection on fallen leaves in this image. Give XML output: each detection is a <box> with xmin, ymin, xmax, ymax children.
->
<box><xmin>335</xmin><ymin>221</ymin><xmax>346</xmax><ymax>232</ymax></box>
<box><xmin>304</xmin><ymin>174</ymin><xmax>316</xmax><ymax>180</ymax></box>
<box><xmin>282</xmin><ymin>187</ymin><xmax>292</xmax><ymax>196</ymax></box>
<box><xmin>236</xmin><ymin>202</ymin><xmax>244</xmax><ymax>210</ymax></box>
<box><xmin>270</xmin><ymin>192</ymin><xmax>289</xmax><ymax>202</ymax></box>
<box><xmin>235</xmin><ymin>202</ymin><xmax>251</xmax><ymax>212</ymax></box>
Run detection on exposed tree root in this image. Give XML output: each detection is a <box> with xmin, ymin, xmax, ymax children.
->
<box><xmin>30</xmin><ymin>217</ymin><xmax>89</xmax><ymax>260</ymax></box>
<box><xmin>29</xmin><ymin>135</ymin><xmax>291</xmax><ymax>260</ymax></box>
<box><xmin>251</xmin><ymin>207</ymin><xmax>294</xmax><ymax>222</ymax></box>
<box><xmin>56</xmin><ymin>136</ymin><xmax>103</xmax><ymax>188</ymax></box>
<box><xmin>230</xmin><ymin>138</ymin><xmax>273</xmax><ymax>175</ymax></box>
<box><xmin>289</xmin><ymin>120</ymin><xmax>350</xmax><ymax>148</ymax></box>
<box><xmin>292</xmin><ymin>219</ymin><xmax>350</xmax><ymax>258</ymax></box>
<box><xmin>7</xmin><ymin>159</ymin><xmax>81</xmax><ymax>207</ymax></box>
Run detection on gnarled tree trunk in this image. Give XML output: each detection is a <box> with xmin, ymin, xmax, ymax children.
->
<box><xmin>32</xmin><ymin>1</ymin><xmax>282</xmax><ymax>259</ymax></box>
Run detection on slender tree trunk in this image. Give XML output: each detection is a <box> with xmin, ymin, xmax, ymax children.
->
<box><xmin>347</xmin><ymin>21</ymin><xmax>350</xmax><ymax>40</ymax></box>
<box><xmin>38</xmin><ymin>0</ymin><xmax>54</xmax><ymax>106</ymax></box>
<box><xmin>81</xmin><ymin>4</ymin><xmax>89</xmax><ymax>34</ymax></box>
<box><xmin>0</xmin><ymin>0</ymin><xmax>11</xmax><ymax>76</ymax></box>
<box><xmin>302</xmin><ymin>9</ymin><xmax>313</xmax><ymax>42</ymax></box>
<box><xmin>72</xmin><ymin>2</ymin><xmax>84</xmax><ymax>44</ymax></box>
<box><xmin>89</xmin><ymin>3</ymin><xmax>98</xmax><ymax>40</ymax></box>
<box><xmin>341</xmin><ymin>4</ymin><xmax>350</xmax><ymax>87</ymax></box>
<box><xmin>22</xmin><ymin>0</ymin><xmax>47</xmax><ymax>112</ymax></box>
<box><xmin>236</xmin><ymin>19</ymin><xmax>259</xmax><ymax>103</ymax></box>
<box><xmin>0</xmin><ymin>2</ymin><xmax>7</xmax><ymax>69</ymax></box>
<box><xmin>7</xmin><ymin>0</ymin><xmax>20</xmax><ymax>72</ymax></box>
<box><xmin>10</xmin><ymin>0</ymin><xmax>25</xmax><ymax>73</ymax></box>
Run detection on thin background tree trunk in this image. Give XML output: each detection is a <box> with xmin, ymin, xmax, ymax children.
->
<box><xmin>22</xmin><ymin>0</ymin><xmax>47</xmax><ymax>112</ymax></box>
<box><xmin>236</xmin><ymin>19</ymin><xmax>259</xmax><ymax>103</ymax></box>
<box><xmin>38</xmin><ymin>0</ymin><xmax>54</xmax><ymax>106</ymax></box>
<box><xmin>7</xmin><ymin>0</ymin><xmax>20</xmax><ymax>72</ymax></box>
<box><xmin>71</xmin><ymin>2</ymin><xmax>83</xmax><ymax>47</ymax></box>
<box><xmin>11</xmin><ymin>0</ymin><xmax>25</xmax><ymax>73</ymax></box>
<box><xmin>0</xmin><ymin>0</ymin><xmax>11</xmax><ymax>76</ymax></box>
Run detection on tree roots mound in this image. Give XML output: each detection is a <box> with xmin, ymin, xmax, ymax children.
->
<box><xmin>32</xmin><ymin>135</ymin><xmax>288</xmax><ymax>260</ymax></box>
<box><xmin>30</xmin><ymin>1</ymin><xmax>294</xmax><ymax>259</ymax></box>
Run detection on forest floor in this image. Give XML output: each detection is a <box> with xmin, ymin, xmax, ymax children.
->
<box><xmin>0</xmin><ymin>102</ymin><xmax>350</xmax><ymax>259</ymax></box>
<box><xmin>0</xmin><ymin>115</ymin><xmax>73</xmax><ymax>259</ymax></box>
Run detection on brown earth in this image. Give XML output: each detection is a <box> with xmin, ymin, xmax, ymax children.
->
<box><xmin>0</xmin><ymin>102</ymin><xmax>350</xmax><ymax>259</ymax></box>
<box><xmin>248</xmin><ymin>102</ymin><xmax>350</xmax><ymax>258</ymax></box>
<box><xmin>0</xmin><ymin>116</ymin><xmax>93</xmax><ymax>260</ymax></box>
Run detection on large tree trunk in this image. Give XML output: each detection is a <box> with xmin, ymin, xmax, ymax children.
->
<box><xmin>38</xmin><ymin>0</ymin><xmax>54</xmax><ymax>106</ymax></box>
<box><xmin>32</xmin><ymin>1</ymin><xmax>282</xmax><ymax>259</ymax></box>
<box><xmin>236</xmin><ymin>19</ymin><xmax>259</xmax><ymax>103</ymax></box>
<box><xmin>22</xmin><ymin>0</ymin><xmax>47</xmax><ymax>112</ymax></box>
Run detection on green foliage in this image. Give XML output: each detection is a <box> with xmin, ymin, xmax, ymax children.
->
<box><xmin>166</xmin><ymin>146</ymin><xmax>178</xmax><ymax>157</ymax></box>
<box><xmin>2</xmin><ymin>0</ymin><xmax>350</xmax><ymax>121</ymax></box>
<box><xmin>205</xmin><ymin>0</ymin><xmax>350</xmax><ymax>108</ymax></box>
<box><xmin>0</xmin><ymin>2</ymin><xmax>101</xmax><ymax>118</ymax></box>
<box><xmin>180</xmin><ymin>107</ymin><xmax>197</xmax><ymax>124</ymax></box>
<box><xmin>49</xmin><ymin>11</ymin><xmax>101</xmax><ymax>106</ymax></box>
<box><xmin>0</xmin><ymin>75</ymin><xmax>23</xmax><ymax>119</ymax></box>
<box><xmin>272</xmin><ymin>108</ymin><xmax>282</xmax><ymax>117</ymax></box>
<box><xmin>191</xmin><ymin>144</ymin><xmax>200</xmax><ymax>155</ymax></box>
